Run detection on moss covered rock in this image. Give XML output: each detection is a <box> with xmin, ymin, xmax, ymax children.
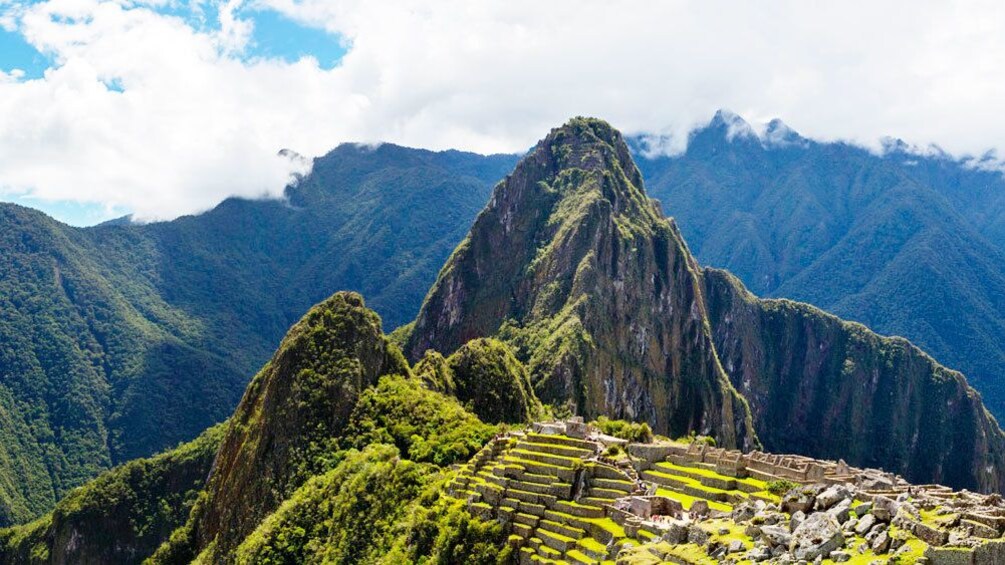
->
<box><xmin>446</xmin><ymin>338</ymin><xmax>540</xmax><ymax>424</ymax></box>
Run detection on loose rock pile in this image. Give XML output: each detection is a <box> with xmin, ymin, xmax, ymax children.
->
<box><xmin>448</xmin><ymin>419</ymin><xmax>1005</xmax><ymax>564</ymax></box>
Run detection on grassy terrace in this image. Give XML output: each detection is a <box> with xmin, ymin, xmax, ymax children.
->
<box><xmin>448</xmin><ymin>431</ymin><xmax>939</xmax><ymax>564</ymax></box>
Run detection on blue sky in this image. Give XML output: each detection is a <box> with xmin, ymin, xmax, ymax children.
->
<box><xmin>0</xmin><ymin>0</ymin><xmax>346</xmax><ymax>226</ymax></box>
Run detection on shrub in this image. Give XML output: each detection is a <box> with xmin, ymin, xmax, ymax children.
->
<box><xmin>766</xmin><ymin>480</ymin><xmax>799</xmax><ymax>497</ymax></box>
<box><xmin>592</xmin><ymin>416</ymin><xmax>654</xmax><ymax>443</ymax></box>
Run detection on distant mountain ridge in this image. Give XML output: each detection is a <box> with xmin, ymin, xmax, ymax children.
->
<box><xmin>0</xmin><ymin>145</ymin><xmax>517</xmax><ymax>525</ymax></box>
<box><xmin>633</xmin><ymin>111</ymin><xmax>1005</xmax><ymax>420</ymax></box>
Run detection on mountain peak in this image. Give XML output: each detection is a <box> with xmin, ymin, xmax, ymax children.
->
<box><xmin>406</xmin><ymin>119</ymin><xmax>757</xmax><ymax>448</ymax></box>
<box><xmin>763</xmin><ymin>118</ymin><xmax>807</xmax><ymax>147</ymax></box>
<box><xmin>708</xmin><ymin>108</ymin><xmax>757</xmax><ymax>140</ymax></box>
<box><xmin>536</xmin><ymin>116</ymin><xmax>646</xmax><ymax>190</ymax></box>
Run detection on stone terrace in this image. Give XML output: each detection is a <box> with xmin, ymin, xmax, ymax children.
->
<box><xmin>446</xmin><ymin>419</ymin><xmax>1005</xmax><ymax>564</ymax></box>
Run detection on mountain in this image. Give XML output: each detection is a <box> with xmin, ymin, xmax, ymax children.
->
<box><xmin>406</xmin><ymin>117</ymin><xmax>1005</xmax><ymax>491</ymax></box>
<box><xmin>146</xmin><ymin>292</ymin><xmax>511</xmax><ymax>564</ymax></box>
<box><xmin>0</xmin><ymin>424</ymin><xmax>225</xmax><ymax>564</ymax></box>
<box><xmin>7</xmin><ymin>107</ymin><xmax>1005</xmax><ymax>529</ymax></box>
<box><xmin>632</xmin><ymin>111</ymin><xmax>1005</xmax><ymax>422</ymax></box>
<box><xmin>405</xmin><ymin>118</ymin><xmax>757</xmax><ymax>450</ymax></box>
<box><xmin>0</xmin><ymin>146</ymin><xmax>517</xmax><ymax>526</ymax></box>
<box><xmin>1</xmin><ymin>292</ymin><xmax>510</xmax><ymax>564</ymax></box>
<box><xmin>5</xmin><ymin>118</ymin><xmax>1005</xmax><ymax>565</ymax></box>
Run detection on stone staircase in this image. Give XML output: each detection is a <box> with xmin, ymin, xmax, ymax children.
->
<box><xmin>447</xmin><ymin>432</ymin><xmax>637</xmax><ymax>564</ymax></box>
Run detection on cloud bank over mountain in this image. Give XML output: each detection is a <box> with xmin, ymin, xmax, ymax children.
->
<box><xmin>1</xmin><ymin>0</ymin><xmax>1004</xmax><ymax>220</ymax></box>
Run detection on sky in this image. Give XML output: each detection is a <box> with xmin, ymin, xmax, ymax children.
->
<box><xmin>1</xmin><ymin>1</ymin><xmax>1004</xmax><ymax>226</ymax></box>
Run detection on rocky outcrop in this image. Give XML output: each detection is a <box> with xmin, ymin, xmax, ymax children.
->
<box><xmin>406</xmin><ymin>118</ymin><xmax>757</xmax><ymax>449</ymax></box>
<box><xmin>703</xmin><ymin>268</ymin><xmax>1005</xmax><ymax>492</ymax></box>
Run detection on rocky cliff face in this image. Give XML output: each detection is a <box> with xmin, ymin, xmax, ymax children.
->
<box><xmin>406</xmin><ymin>118</ymin><xmax>757</xmax><ymax>450</ymax></box>
<box><xmin>703</xmin><ymin>268</ymin><xmax>1005</xmax><ymax>492</ymax></box>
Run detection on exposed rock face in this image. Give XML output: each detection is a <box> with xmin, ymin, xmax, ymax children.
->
<box><xmin>703</xmin><ymin>268</ymin><xmax>1005</xmax><ymax>492</ymax></box>
<box><xmin>406</xmin><ymin>118</ymin><xmax>757</xmax><ymax>448</ymax></box>
<box><xmin>192</xmin><ymin>292</ymin><xmax>409</xmax><ymax>560</ymax></box>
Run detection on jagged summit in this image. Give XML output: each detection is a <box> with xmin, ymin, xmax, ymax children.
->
<box><xmin>763</xmin><ymin>117</ymin><xmax>808</xmax><ymax>147</ymax></box>
<box><xmin>406</xmin><ymin>117</ymin><xmax>758</xmax><ymax>449</ymax></box>
<box><xmin>706</xmin><ymin>109</ymin><xmax>758</xmax><ymax>140</ymax></box>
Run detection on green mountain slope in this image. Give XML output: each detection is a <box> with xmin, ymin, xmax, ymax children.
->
<box><xmin>0</xmin><ymin>423</ymin><xmax>224</xmax><ymax>564</ymax></box>
<box><xmin>147</xmin><ymin>292</ymin><xmax>509</xmax><ymax>564</ymax></box>
<box><xmin>0</xmin><ymin>146</ymin><xmax>516</xmax><ymax>526</ymax></box>
<box><xmin>704</xmin><ymin>269</ymin><xmax>1005</xmax><ymax>490</ymax></box>
<box><xmin>1</xmin><ymin>292</ymin><xmax>507</xmax><ymax>564</ymax></box>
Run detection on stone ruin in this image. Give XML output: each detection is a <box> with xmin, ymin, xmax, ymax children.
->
<box><xmin>448</xmin><ymin>418</ymin><xmax>1005</xmax><ymax>564</ymax></box>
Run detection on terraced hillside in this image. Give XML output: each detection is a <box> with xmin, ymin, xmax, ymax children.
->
<box><xmin>447</xmin><ymin>419</ymin><xmax>1005</xmax><ymax>564</ymax></box>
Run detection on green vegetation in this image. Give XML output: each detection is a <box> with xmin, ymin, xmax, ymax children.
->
<box><xmin>413</xmin><ymin>349</ymin><xmax>456</xmax><ymax>395</ymax></box>
<box><xmin>767</xmin><ymin>479</ymin><xmax>800</xmax><ymax>496</ymax></box>
<box><xmin>233</xmin><ymin>444</ymin><xmax>431</xmax><ymax>564</ymax></box>
<box><xmin>0</xmin><ymin>423</ymin><xmax>225</xmax><ymax>564</ymax></box>
<box><xmin>0</xmin><ymin>147</ymin><xmax>517</xmax><ymax>525</ymax></box>
<box><xmin>447</xmin><ymin>338</ymin><xmax>541</xmax><ymax>424</ymax></box>
<box><xmin>635</xmin><ymin>119</ymin><xmax>1005</xmax><ymax>425</ymax></box>
<box><xmin>343</xmin><ymin>375</ymin><xmax>499</xmax><ymax>466</ymax></box>
<box><xmin>704</xmin><ymin>268</ymin><xmax>1005</xmax><ymax>492</ymax></box>
<box><xmin>592</xmin><ymin>416</ymin><xmax>654</xmax><ymax>443</ymax></box>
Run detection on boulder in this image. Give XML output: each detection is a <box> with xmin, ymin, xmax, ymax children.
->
<box><xmin>872</xmin><ymin>496</ymin><xmax>899</xmax><ymax>522</ymax></box>
<box><xmin>790</xmin><ymin>513</ymin><xmax>845</xmax><ymax>561</ymax></box>
<box><xmin>732</xmin><ymin>503</ymin><xmax>757</xmax><ymax>522</ymax></box>
<box><xmin>781</xmin><ymin>487</ymin><xmax>817</xmax><ymax>514</ymax></box>
<box><xmin>816</xmin><ymin>485</ymin><xmax>852</xmax><ymax>511</ymax></box>
<box><xmin>871</xmin><ymin>530</ymin><xmax>891</xmax><ymax>554</ymax></box>
<box><xmin>687</xmin><ymin>525</ymin><xmax>710</xmax><ymax>546</ymax></box>
<box><xmin>789</xmin><ymin>510</ymin><xmax>806</xmax><ymax>532</ymax></box>
<box><xmin>746</xmin><ymin>545</ymin><xmax>772</xmax><ymax>562</ymax></box>
<box><xmin>853</xmin><ymin>501</ymin><xmax>873</xmax><ymax>517</ymax></box>
<box><xmin>827</xmin><ymin>498</ymin><xmax>853</xmax><ymax>524</ymax></box>
<box><xmin>855</xmin><ymin>513</ymin><xmax>877</xmax><ymax>535</ymax></box>
<box><xmin>760</xmin><ymin>525</ymin><xmax>792</xmax><ymax>548</ymax></box>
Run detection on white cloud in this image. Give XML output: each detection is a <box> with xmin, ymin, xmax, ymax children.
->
<box><xmin>1</xmin><ymin>0</ymin><xmax>1005</xmax><ymax>220</ymax></box>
